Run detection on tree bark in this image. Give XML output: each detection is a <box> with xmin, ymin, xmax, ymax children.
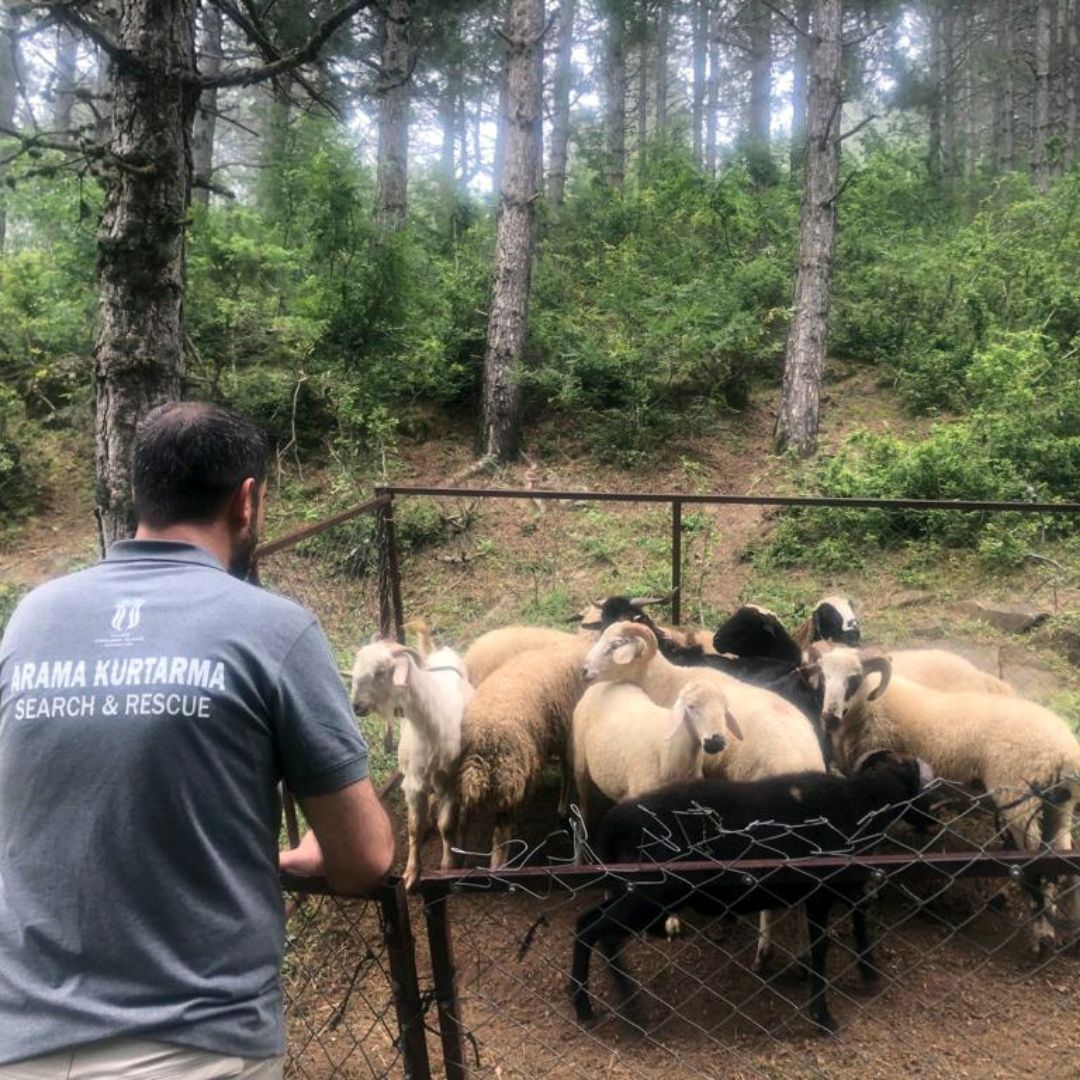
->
<box><xmin>1067</xmin><ymin>0</ymin><xmax>1077</xmax><ymax>169</ymax></box>
<box><xmin>493</xmin><ymin>2</ymin><xmax>511</xmax><ymax>192</ymax></box>
<box><xmin>54</xmin><ymin>25</ymin><xmax>79</xmax><ymax>135</ymax></box>
<box><xmin>790</xmin><ymin>0</ymin><xmax>810</xmax><ymax>171</ymax></box>
<box><xmin>1051</xmin><ymin>0</ymin><xmax>1068</xmax><ymax>175</ymax></box>
<box><xmin>548</xmin><ymin>0</ymin><xmax>575</xmax><ymax>210</ymax></box>
<box><xmin>95</xmin><ymin>0</ymin><xmax>201</xmax><ymax>543</ymax></box>
<box><xmin>774</xmin><ymin>0</ymin><xmax>841</xmax><ymax>459</ymax></box>
<box><xmin>655</xmin><ymin>0</ymin><xmax>668</xmax><ymax>129</ymax></box>
<box><xmin>1032</xmin><ymin>0</ymin><xmax>1052</xmax><ymax>189</ymax></box>
<box><xmin>605</xmin><ymin>0</ymin><xmax>626</xmax><ymax>189</ymax></box>
<box><xmin>940</xmin><ymin>2</ymin><xmax>957</xmax><ymax>180</ymax></box>
<box><xmin>691</xmin><ymin>0</ymin><xmax>706</xmax><ymax>165</ymax></box>
<box><xmin>0</xmin><ymin>9</ymin><xmax>18</xmax><ymax>253</ymax></box>
<box><xmin>705</xmin><ymin>1</ymin><xmax>719</xmax><ymax>174</ymax></box>
<box><xmin>374</xmin><ymin>0</ymin><xmax>411</xmax><ymax>230</ymax></box>
<box><xmin>747</xmin><ymin>0</ymin><xmax>772</xmax><ymax>152</ymax></box>
<box><xmin>995</xmin><ymin>0</ymin><xmax>1015</xmax><ymax>172</ymax></box>
<box><xmin>928</xmin><ymin>1</ymin><xmax>943</xmax><ymax>180</ymax></box>
<box><xmin>191</xmin><ymin>2</ymin><xmax>222</xmax><ymax>208</ymax></box>
<box><xmin>480</xmin><ymin>0</ymin><xmax>543</xmax><ymax>462</ymax></box>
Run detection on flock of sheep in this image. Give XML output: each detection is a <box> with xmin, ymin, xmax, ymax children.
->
<box><xmin>349</xmin><ymin>595</ymin><xmax>1080</xmax><ymax>1034</ymax></box>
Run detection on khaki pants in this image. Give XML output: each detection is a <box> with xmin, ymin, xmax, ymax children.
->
<box><xmin>0</xmin><ymin>1038</ymin><xmax>284</xmax><ymax>1079</ymax></box>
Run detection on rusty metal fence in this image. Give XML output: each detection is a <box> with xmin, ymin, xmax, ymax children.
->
<box><xmin>254</xmin><ymin>486</ymin><xmax>1080</xmax><ymax>1079</ymax></box>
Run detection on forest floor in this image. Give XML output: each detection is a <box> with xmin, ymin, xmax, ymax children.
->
<box><xmin>6</xmin><ymin>365</ymin><xmax>1080</xmax><ymax>1078</ymax></box>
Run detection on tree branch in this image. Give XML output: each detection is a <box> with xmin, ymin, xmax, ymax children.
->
<box><xmin>204</xmin><ymin>0</ymin><xmax>370</xmax><ymax>89</ymax></box>
<box><xmin>839</xmin><ymin>113</ymin><xmax>877</xmax><ymax>142</ymax></box>
<box><xmin>759</xmin><ymin>0</ymin><xmax>811</xmax><ymax>40</ymax></box>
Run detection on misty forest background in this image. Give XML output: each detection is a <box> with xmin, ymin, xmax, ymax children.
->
<box><xmin>0</xmin><ymin>0</ymin><xmax>1078</xmax><ymax>597</ymax></box>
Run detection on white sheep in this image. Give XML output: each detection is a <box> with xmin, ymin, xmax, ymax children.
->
<box><xmin>888</xmin><ymin>648</ymin><xmax>1014</xmax><ymax>695</ymax></box>
<box><xmin>462</xmin><ymin>625</ymin><xmax>576</xmax><ymax>686</ymax></box>
<box><xmin>582</xmin><ymin>621</ymin><xmax>827</xmax><ymax>970</ymax></box>
<box><xmin>449</xmin><ymin>635</ymin><xmax>593</xmax><ymax>869</ymax></box>
<box><xmin>815</xmin><ymin>644</ymin><xmax>1080</xmax><ymax>953</ymax></box>
<box><xmin>570</xmin><ymin>679</ymin><xmax>736</xmax><ymax>861</ymax></box>
<box><xmin>350</xmin><ymin>640</ymin><xmax>472</xmax><ymax>890</ymax></box>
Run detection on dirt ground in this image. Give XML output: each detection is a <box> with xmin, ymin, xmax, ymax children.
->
<box><xmin>283</xmin><ymin>773</ymin><xmax>1080</xmax><ymax>1080</ymax></box>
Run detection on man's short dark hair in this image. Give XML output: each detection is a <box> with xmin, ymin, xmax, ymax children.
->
<box><xmin>133</xmin><ymin>402</ymin><xmax>270</xmax><ymax>527</ymax></box>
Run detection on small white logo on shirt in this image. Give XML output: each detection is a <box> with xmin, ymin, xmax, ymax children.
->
<box><xmin>111</xmin><ymin>598</ymin><xmax>144</xmax><ymax>633</ymax></box>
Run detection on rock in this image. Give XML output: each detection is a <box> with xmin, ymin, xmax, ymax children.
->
<box><xmin>886</xmin><ymin>590</ymin><xmax>935</xmax><ymax>609</ymax></box>
<box><xmin>1050</xmin><ymin>627</ymin><xmax>1080</xmax><ymax>667</ymax></box>
<box><xmin>954</xmin><ymin>601</ymin><xmax>1050</xmax><ymax>635</ymax></box>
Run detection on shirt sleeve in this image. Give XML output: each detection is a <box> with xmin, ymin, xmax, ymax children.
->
<box><xmin>274</xmin><ymin>621</ymin><xmax>369</xmax><ymax>797</ymax></box>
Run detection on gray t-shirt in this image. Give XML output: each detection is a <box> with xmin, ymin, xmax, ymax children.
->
<box><xmin>0</xmin><ymin>540</ymin><xmax>369</xmax><ymax>1064</ymax></box>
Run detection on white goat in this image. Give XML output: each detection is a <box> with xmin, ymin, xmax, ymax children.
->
<box><xmin>350</xmin><ymin>640</ymin><xmax>472</xmax><ymax>890</ymax></box>
<box><xmin>571</xmin><ymin>679</ymin><xmax>735</xmax><ymax>861</ymax></box>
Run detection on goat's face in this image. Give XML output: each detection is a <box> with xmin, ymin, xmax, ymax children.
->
<box><xmin>581</xmin><ymin>621</ymin><xmax>654</xmax><ymax>684</ymax></box>
<box><xmin>811</xmin><ymin>644</ymin><xmax>891</xmax><ymax>736</ymax></box>
<box><xmin>812</xmin><ymin>597</ymin><xmax>860</xmax><ymax>646</ymax></box>
<box><xmin>349</xmin><ymin>641</ymin><xmax>400</xmax><ymax>716</ymax></box>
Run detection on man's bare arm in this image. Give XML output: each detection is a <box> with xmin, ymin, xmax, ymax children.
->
<box><xmin>280</xmin><ymin>778</ymin><xmax>394</xmax><ymax>895</ymax></box>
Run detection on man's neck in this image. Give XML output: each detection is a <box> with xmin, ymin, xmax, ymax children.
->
<box><xmin>133</xmin><ymin>523</ymin><xmax>229</xmax><ymax>570</ymax></box>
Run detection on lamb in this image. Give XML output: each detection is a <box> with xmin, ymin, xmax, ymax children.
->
<box><xmin>569</xmin><ymin>750</ymin><xmax>933</xmax><ymax>1034</ymax></box>
<box><xmin>815</xmin><ymin>644</ymin><xmax>1080</xmax><ymax>952</ymax></box>
<box><xmin>582</xmin><ymin>621</ymin><xmax>827</xmax><ymax>970</ymax></box>
<box><xmin>570</xmin><ymin>680</ymin><xmax>737</xmax><ymax>861</ymax></box>
<box><xmin>888</xmin><ymin>648</ymin><xmax>1014</xmax><ymax>695</ymax></box>
<box><xmin>792</xmin><ymin>595</ymin><xmax>860</xmax><ymax>650</ymax></box>
<box><xmin>349</xmin><ymin>640</ymin><xmax>472</xmax><ymax>890</ymax></box>
<box><xmin>463</xmin><ymin>625</ymin><xmax>575</xmax><ymax>686</ymax></box>
<box><xmin>448</xmin><ymin>635</ymin><xmax>593</xmax><ymax>869</ymax></box>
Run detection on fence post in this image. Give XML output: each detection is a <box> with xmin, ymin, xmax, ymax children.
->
<box><xmin>378</xmin><ymin>880</ymin><xmax>432</xmax><ymax>1080</ymax></box>
<box><xmin>423</xmin><ymin>887</ymin><xmax>468</xmax><ymax>1080</ymax></box>
<box><xmin>671</xmin><ymin>498</ymin><xmax>683</xmax><ymax>626</ymax></box>
<box><xmin>375</xmin><ymin>490</ymin><xmax>405</xmax><ymax>642</ymax></box>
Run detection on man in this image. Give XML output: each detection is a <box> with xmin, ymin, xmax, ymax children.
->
<box><xmin>0</xmin><ymin>401</ymin><xmax>394</xmax><ymax>1078</ymax></box>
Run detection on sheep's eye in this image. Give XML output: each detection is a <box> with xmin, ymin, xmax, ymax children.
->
<box><xmin>846</xmin><ymin>674</ymin><xmax>863</xmax><ymax>698</ymax></box>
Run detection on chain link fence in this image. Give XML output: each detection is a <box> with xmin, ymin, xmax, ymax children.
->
<box><xmin>254</xmin><ymin>486</ymin><xmax>1080</xmax><ymax>1078</ymax></box>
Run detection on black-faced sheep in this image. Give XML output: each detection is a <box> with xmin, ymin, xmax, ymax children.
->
<box><xmin>569</xmin><ymin>750</ymin><xmax>933</xmax><ymax>1034</ymax></box>
<box><xmin>792</xmin><ymin>596</ymin><xmax>860</xmax><ymax>650</ymax></box>
<box><xmin>814</xmin><ymin>643</ymin><xmax>1080</xmax><ymax>953</ymax></box>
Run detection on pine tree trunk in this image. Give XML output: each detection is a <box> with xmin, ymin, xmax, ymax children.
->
<box><xmin>996</xmin><ymin>0</ymin><xmax>1015</xmax><ymax>171</ymax></box>
<box><xmin>1051</xmin><ymin>0</ymin><xmax>1068</xmax><ymax>176</ymax></box>
<box><xmin>549</xmin><ymin>0</ymin><xmax>575</xmax><ymax>211</ymax></box>
<box><xmin>705</xmin><ymin>2</ymin><xmax>719</xmax><ymax>174</ymax></box>
<box><xmin>493</xmin><ymin>3</ymin><xmax>511</xmax><ymax>191</ymax></box>
<box><xmin>1033</xmin><ymin>0</ymin><xmax>1052</xmax><ymax>189</ymax></box>
<box><xmin>0</xmin><ymin>9</ymin><xmax>18</xmax><ymax>253</ymax></box>
<box><xmin>54</xmin><ymin>25</ymin><xmax>79</xmax><ymax>135</ymax></box>
<box><xmin>655</xmin><ymin>0</ymin><xmax>668</xmax><ymax>128</ymax></box>
<box><xmin>941</xmin><ymin>3</ymin><xmax>957</xmax><ymax>180</ymax></box>
<box><xmin>191</xmin><ymin>2</ymin><xmax>222</xmax><ymax>208</ymax></box>
<box><xmin>95</xmin><ymin>0</ymin><xmax>200</xmax><ymax>543</ymax></box>
<box><xmin>691</xmin><ymin>0</ymin><xmax>706</xmax><ymax>165</ymax></box>
<box><xmin>480</xmin><ymin>0</ymin><xmax>543</xmax><ymax>462</ymax></box>
<box><xmin>774</xmin><ymin>0</ymin><xmax>841</xmax><ymax>459</ymax></box>
<box><xmin>606</xmin><ymin>1</ymin><xmax>626</xmax><ymax>189</ymax></box>
<box><xmin>375</xmin><ymin>0</ymin><xmax>411</xmax><ymax>230</ymax></box>
<box><xmin>790</xmin><ymin>0</ymin><xmax>811</xmax><ymax>171</ymax></box>
<box><xmin>1067</xmin><ymin>0</ymin><xmax>1077</xmax><ymax>168</ymax></box>
<box><xmin>928</xmin><ymin>1</ymin><xmax>943</xmax><ymax>180</ymax></box>
<box><xmin>748</xmin><ymin>0</ymin><xmax>772</xmax><ymax>152</ymax></box>
<box><xmin>636</xmin><ymin>38</ymin><xmax>648</xmax><ymax>180</ymax></box>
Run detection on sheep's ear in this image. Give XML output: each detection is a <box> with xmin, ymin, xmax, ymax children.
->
<box><xmin>665</xmin><ymin>698</ymin><xmax>688</xmax><ymax>740</ymax></box>
<box><xmin>391</xmin><ymin>654</ymin><xmax>412</xmax><ymax>687</ymax></box>
<box><xmin>369</xmin><ymin>631</ymin><xmax>382</xmax><ymax>644</ymax></box>
<box><xmin>724</xmin><ymin>708</ymin><xmax>744</xmax><ymax>742</ymax></box>
<box><xmin>579</xmin><ymin>619</ymin><xmax>603</xmax><ymax>631</ymax></box>
<box><xmin>611</xmin><ymin>640</ymin><xmax>641</xmax><ymax>665</ymax></box>
<box><xmin>565</xmin><ymin>612</ymin><xmax>585</xmax><ymax>623</ymax></box>
<box><xmin>797</xmin><ymin>662</ymin><xmax>821</xmax><ymax>689</ymax></box>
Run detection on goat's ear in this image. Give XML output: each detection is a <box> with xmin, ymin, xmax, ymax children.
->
<box><xmin>391</xmin><ymin>654</ymin><xmax>412</xmax><ymax>687</ymax></box>
<box><xmin>611</xmin><ymin>640</ymin><xmax>641</xmax><ymax>665</ymax></box>
<box><xmin>724</xmin><ymin>708</ymin><xmax>744</xmax><ymax>742</ymax></box>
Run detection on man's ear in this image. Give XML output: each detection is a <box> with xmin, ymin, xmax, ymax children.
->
<box><xmin>228</xmin><ymin>477</ymin><xmax>258</xmax><ymax>530</ymax></box>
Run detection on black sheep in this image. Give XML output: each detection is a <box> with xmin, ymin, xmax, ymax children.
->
<box><xmin>568</xmin><ymin>750</ymin><xmax>932</xmax><ymax>1034</ymax></box>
